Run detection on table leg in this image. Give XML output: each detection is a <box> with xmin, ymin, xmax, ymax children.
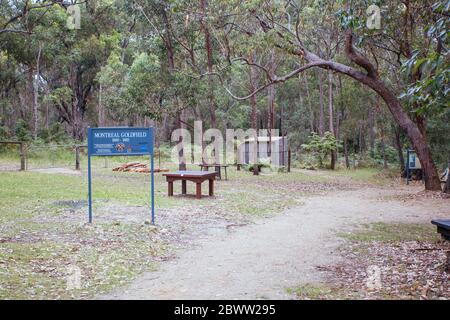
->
<box><xmin>168</xmin><ymin>181</ymin><xmax>174</xmax><ymax>196</ymax></box>
<box><xmin>196</xmin><ymin>182</ymin><xmax>202</xmax><ymax>199</ymax></box>
<box><xmin>209</xmin><ymin>179</ymin><xmax>214</xmax><ymax>196</ymax></box>
<box><xmin>215</xmin><ymin>166</ymin><xmax>221</xmax><ymax>180</ymax></box>
<box><xmin>181</xmin><ymin>180</ymin><xmax>187</xmax><ymax>195</ymax></box>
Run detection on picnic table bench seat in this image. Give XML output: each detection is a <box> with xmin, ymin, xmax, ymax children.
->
<box><xmin>198</xmin><ymin>163</ymin><xmax>229</xmax><ymax>180</ymax></box>
<box><xmin>431</xmin><ymin>219</ymin><xmax>450</xmax><ymax>240</ymax></box>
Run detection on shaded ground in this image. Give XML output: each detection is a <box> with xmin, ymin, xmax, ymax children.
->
<box><xmin>0</xmin><ymin>165</ymin><xmax>344</xmax><ymax>299</ymax></box>
<box><xmin>101</xmin><ymin>185</ymin><xmax>449</xmax><ymax>300</ymax></box>
<box><xmin>321</xmin><ymin>233</ymin><xmax>449</xmax><ymax>299</ymax></box>
<box><xmin>1</xmin><ymin>164</ymin><xmax>448</xmax><ymax>299</ymax></box>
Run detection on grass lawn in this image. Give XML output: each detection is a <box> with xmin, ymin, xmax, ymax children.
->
<box><xmin>0</xmin><ymin>153</ymin><xmax>369</xmax><ymax>299</ymax></box>
<box><xmin>329</xmin><ymin>167</ymin><xmax>399</xmax><ymax>185</ymax></box>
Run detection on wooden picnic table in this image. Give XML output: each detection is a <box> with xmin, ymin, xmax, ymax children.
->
<box><xmin>162</xmin><ymin>171</ymin><xmax>217</xmax><ymax>199</ymax></box>
<box><xmin>198</xmin><ymin>163</ymin><xmax>229</xmax><ymax>180</ymax></box>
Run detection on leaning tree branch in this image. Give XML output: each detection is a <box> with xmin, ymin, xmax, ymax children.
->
<box><xmin>231</xmin><ymin>57</ymin><xmax>273</xmax><ymax>80</ymax></box>
<box><xmin>344</xmin><ymin>30</ymin><xmax>379</xmax><ymax>79</ymax></box>
<box><xmin>0</xmin><ymin>29</ymin><xmax>31</xmax><ymax>35</ymax></box>
<box><xmin>218</xmin><ymin>61</ymin><xmax>327</xmax><ymax>101</ymax></box>
<box><xmin>0</xmin><ymin>0</ymin><xmax>87</xmax><ymax>36</ymax></box>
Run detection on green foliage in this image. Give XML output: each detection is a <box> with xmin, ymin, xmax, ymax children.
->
<box><xmin>427</xmin><ymin>108</ymin><xmax>450</xmax><ymax>168</ymax></box>
<box><xmin>96</xmin><ymin>53</ymin><xmax>130</xmax><ymax>121</ymax></box>
<box><xmin>0</xmin><ymin>125</ymin><xmax>11</xmax><ymax>140</ymax></box>
<box><xmin>370</xmin><ymin>143</ymin><xmax>398</xmax><ymax>166</ymax></box>
<box><xmin>399</xmin><ymin>0</ymin><xmax>449</xmax><ymax>115</ymax></box>
<box><xmin>14</xmin><ymin>119</ymin><xmax>31</xmax><ymax>142</ymax></box>
<box><xmin>0</xmin><ymin>0</ymin><xmax>447</xmax><ymax>176</ymax></box>
<box><xmin>243</xmin><ymin>159</ymin><xmax>272</xmax><ymax>172</ymax></box>
<box><xmin>126</xmin><ymin>53</ymin><xmax>164</xmax><ymax>119</ymax></box>
<box><xmin>37</xmin><ymin>123</ymin><xmax>69</xmax><ymax>144</ymax></box>
<box><xmin>301</xmin><ymin>132</ymin><xmax>340</xmax><ymax>168</ymax></box>
<box><xmin>400</xmin><ymin>50</ymin><xmax>449</xmax><ymax>115</ymax></box>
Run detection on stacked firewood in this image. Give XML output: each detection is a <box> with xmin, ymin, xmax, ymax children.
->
<box><xmin>112</xmin><ymin>162</ymin><xmax>168</xmax><ymax>173</ymax></box>
<box><xmin>113</xmin><ymin>162</ymin><xmax>148</xmax><ymax>172</ymax></box>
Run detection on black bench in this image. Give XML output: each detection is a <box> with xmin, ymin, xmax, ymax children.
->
<box><xmin>431</xmin><ymin>219</ymin><xmax>450</xmax><ymax>240</ymax></box>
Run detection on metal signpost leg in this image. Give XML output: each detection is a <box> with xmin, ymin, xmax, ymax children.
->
<box><xmin>88</xmin><ymin>154</ymin><xmax>93</xmax><ymax>223</ymax></box>
<box><xmin>88</xmin><ymin>127</ymin><xmax>155</xmax><ymax>224</ymax></box>
<box><xmin>151</xmin><ymin>154</ymin><xmax>155</xmax><ymax>225</ymax></box>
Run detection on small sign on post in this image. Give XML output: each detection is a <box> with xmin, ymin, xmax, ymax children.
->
<box><xmin>87</xmin><ymin>127</ymin><xmax>155</xmax><ymax>224</ymax></box>
<box><xmin>406</xmin><ymin>149</ymin><xmax>422</xmax><ymax>185</ymax></box>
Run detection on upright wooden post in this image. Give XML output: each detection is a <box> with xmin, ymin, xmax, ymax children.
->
<box><xmin>19</xmin><ymin>142</ymin><xmax>26</xmax><ymax>171</ymax></box>
<box><xmin>75</xmin><ymin>145</ymin><xmax>81</xmax><ymax>170</ymax></box>
<box><xmin>287</xmin><ymin>148</ymin><xmax>291</xmax><ymax>173</ymax></box>
<box><xmin>158</xmin><ymin>148</ymin><xmax>161</xmax><ymax>169</ymax></box>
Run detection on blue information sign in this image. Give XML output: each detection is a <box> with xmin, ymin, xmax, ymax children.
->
<box><xmin>88</xmin><ymin>127</ymin><xmax>154</xmax><ymax>156</ymax></box>
<box><xmin>87</xmin><ymin>127</ymin><xmax>155</xmax><ymax>224</ymax></box>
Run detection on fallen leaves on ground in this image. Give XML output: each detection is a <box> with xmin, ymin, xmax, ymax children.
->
<box><xmin>316</xmin><ymin>240</ymin><xmax>449</xmax><ymax>299</ymax></box>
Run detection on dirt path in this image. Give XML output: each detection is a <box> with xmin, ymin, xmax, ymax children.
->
<box><xmin>100</xmin><ymin>187</ymin><xmax>448</xmax><ymax>300</ymax></box>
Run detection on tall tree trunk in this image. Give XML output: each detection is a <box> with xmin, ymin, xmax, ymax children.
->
<box><xmin>415</xmin><ymin>114</ymin><xmax>427</xmax><ymax>140</ymax></box>
<box><xmin>336</xmin><ymin>74</ymin><xmax>345</xmax><ymax>160</ymax></box>
<box><xmin>318</xmin><ymin>70</ymin><xmax>325</xmax><ymax>136</ymax></box>
<box><xmin>32</xmin><ymin>45</ymin><xmax>42</xmax><ymax>139</ymax></box>
<box><xmin>444</xmin><ymin>159</ymin><xmax>450</xmax><ymax>194</ymax></box>
<box><xmin>368</xmin><ymin>103</ymin><xmax>375</xmax><ymax>157</ymax></box>
<box><xmin>302</xmin><ymin>73</ymin><xmax>314</xmax><ymax>132</ymax></box>
<box><xmin>27</xmin><ymin>66</ymin><xmax>36</xmax><ymax>138</ymax></box>
<box><xmin>267</xmin><ymin>50</ymin><xmax>277</xmax><ymax>156</ymax></box>
<box><xmin>393</xmin><ymin>125</ymin><xmax>405</xmax><ymax>175</ymax></box>
<box><xmin>358</xmin><ymin>122</ymin><xmax>366</xmax><ymax>157</ymax></box>
<box><xmin>367</xmin><ymin>81</ymin><xmax>440</xmax><ymax>190</ymax></box>
<box><xmin>98</xmin><ymin>84</ymin><xmax>104</xmax><ymax>126</ymax></box>
<box><xmin>200</xmin><ymin>0</ymin><xmax>217</xmax><ymax>128</ymax></box>
<box><xmin>162</xmin><ymin>8</ymin><xmax>185</xmax><ymax>170</ymax></box>
<box><xmin>328</xmin><ymin>69</ymin><xmax>336</xmax><ymax>169</ymax></box>
<box><xmin>380</xmin><ymin>121</ymin><xmax>388</xmax><ymax>169</ymax></box>
<box><xmin>267</xmin><ymin>82</ymin><xmax>275</xmax><ymax>125</ymax></box>
<box><xmin>298</xmin><ymin>31</ymin><xmax>442</xmax><ymax>190</ymax></box>
<box><xmin>344</xmin><ymin>139</ymin><xmax>350</xmax><ymax>169</ymax></box>
<box><xmin>328</xmin><ymin>70</ymin><xmax>334</xmax><ymax>135</ymax></box>
<box><xmin>69</xmin><ymin>65</ymin><xmax>86</xmax><ymax>141</ymax></box>
<box><xmin>248</xmin><ymin>53</ymin><xmax>258</xmax><ymax>131</ymax></box>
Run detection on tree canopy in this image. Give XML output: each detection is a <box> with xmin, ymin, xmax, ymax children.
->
<box><xmin>0</xmin><ymin>0</ymin><xmax>448</xmax><ymax>190</ymax></box>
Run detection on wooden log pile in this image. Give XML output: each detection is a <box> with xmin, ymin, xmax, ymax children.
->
<box><xmin>112</xmin><ymin>162</ymin><xmax>168</xmax><ymax>173</ymax></box>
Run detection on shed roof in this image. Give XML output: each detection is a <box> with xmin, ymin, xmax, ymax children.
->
<box><xmin>244</xmin><ymin>136</ymin><xmax>285</xmax><ymax>142</ymax></box>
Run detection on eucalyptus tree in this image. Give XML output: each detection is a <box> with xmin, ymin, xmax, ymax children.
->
<box><xmin>213</xmin><ymin>0</ymin><xmax>446</xmax><ymax>190</ymax></box>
